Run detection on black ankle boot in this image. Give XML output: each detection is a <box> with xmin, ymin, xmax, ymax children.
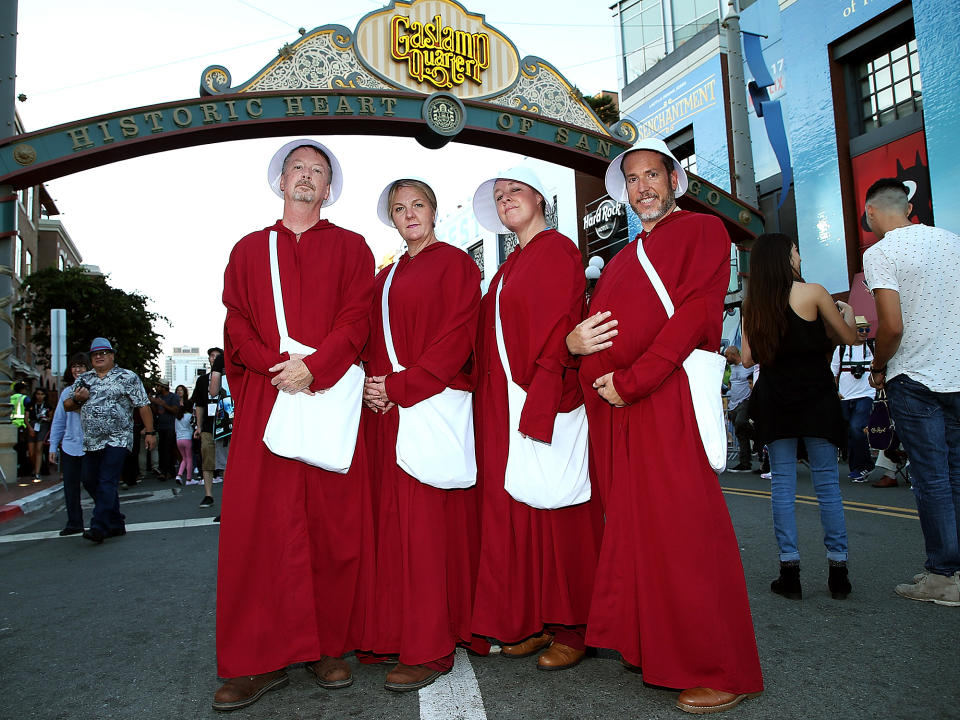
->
<box><xmin>828</xmin><ymin>561</ymin><xmax>851</xmax><ymax>599</ymax></box>
<box><xmin>771</xmin><ymin>561</ymin><xmax>802</xmax><ymax>599</ymax></box>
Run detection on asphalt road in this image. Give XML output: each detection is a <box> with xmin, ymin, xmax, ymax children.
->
<box><xmin>1</xmin><ymin>467</ymin><xmax>957</xmax><ymax>720</ymax></box>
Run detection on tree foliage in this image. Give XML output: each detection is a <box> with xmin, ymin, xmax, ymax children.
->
<box><xmin>15</xmin><ymin>267</ymin><xmax>167</xmax><ymax>381</ymax></box>
<box><xmin>583</xmin><ymin>92</ymin><xmax>620</xmax><ymax>125</ymax></box>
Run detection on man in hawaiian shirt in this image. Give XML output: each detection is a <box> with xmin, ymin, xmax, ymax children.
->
<box><xmin>64</xmin><ymin>337</ymin><xmax>156</xmax><ymax>543</ymax></box>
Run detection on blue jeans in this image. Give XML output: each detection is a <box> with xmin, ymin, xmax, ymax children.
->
<box><xmin>885</xmin><ymin>375</ymin><xmax>960</xmax><ymax>575</ymax></box>
<box><xmin>768</xmin><ymin>436</ymin><xmax>849</xmax><ymax>562</ymax></box>
<box><xmin>841</xmin><ymin>396</ymin><xmax>874</xmax><ymax>474</ymax></box>
<box><xmin>82</xmin><ymin>446</ymin><xmax>129</xmax><ymax>535</ymax></box>
<box><xmin>60</xmin><ymin>451</ymin><xmax>85</xmax><ymax>530</ymax></box>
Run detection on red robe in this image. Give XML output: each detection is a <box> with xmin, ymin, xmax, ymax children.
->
<box><xmin>217</xmin><ymin>219</ymin><xmax>375</xmax><ymax>678</ymax></box>
<box><xmin>472</xmin><ymin>229</ymin><xmax>603</xmax><ymax>644</ymax></box>
<box><xmin>581</xmin><ymin>211</ymin><xmax>763</xmax><ymax>694</ymax></box>
<box><xmin>360</xmin><ymin>242</ymin><xmax>482</xmax><ymax>666</ymax></box>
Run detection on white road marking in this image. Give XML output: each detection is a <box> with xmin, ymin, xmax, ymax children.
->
<box><xmin>0</xmin><ymin>518</ymin><xmax>218</xmax><ymax>544</ymax></box>
<box><xmin>419</xmin><ymin>648</ymin><xmax>488</xmax><ymax>720</ymax></box>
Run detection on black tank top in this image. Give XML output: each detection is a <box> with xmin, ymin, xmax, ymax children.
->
<box><xmin>749</xmin><ymin>306</ymin><xmax>844</xmax><ymax>448</ymax></box>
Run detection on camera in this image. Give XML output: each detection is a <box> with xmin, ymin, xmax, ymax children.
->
<box><xmin>75</xmin><ymin>377</ymin><xmax>90</xmax><ymax>391</ymax></box>
<box><xmin>849</xmin><ymin>363</ymin><xmax>868</xmax><ymax>379</ymax></box>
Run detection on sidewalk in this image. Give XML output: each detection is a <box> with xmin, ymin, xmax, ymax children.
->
<box><xmin>0</xmin><ymin>475</ymin><xmax>63</xmax><ymax>522</ymax></box>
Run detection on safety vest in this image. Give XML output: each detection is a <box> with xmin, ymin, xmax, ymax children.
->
<box><xmin>10</xmin><ymin>392</ymin><xmax>26</xmax><ymax>429</ymax></box>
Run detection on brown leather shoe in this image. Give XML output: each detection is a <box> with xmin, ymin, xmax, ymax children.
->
<box><xmin>384</xmin><ymin>662</ymin><xmax>445</xmax><ymax>692</ymax></box>
<box><xmin>536</xmin><ymin>642</ymin><xmax>585</xmax><ymax>671</ymax></box>
<box><xmin>212</xmin><ymin>670</ymin><xmax>288</xmax><ymax>711</ymax></box>
<box><xmin>620</xmin><ymin>655</ymin><xmax>642</xmax><ymax>674</ymax></box>
<box><xmin>871</xmin><ymin>475</ymin><xmax>899</xmax><ymax>488</ymax></box>
<box><xmin>676</xmin><ymin>687</ymin><xmax>761</xmax><ymax>714</ymax></box>
<box><xmin>307</xmin><ymin>655</ymin><xmax>353</xmax><ymax>689</ymax></box>
<box><xmin>500</xmin><ymin>632</ymin><xmax>554</xmax><ymax>658</ymax></box>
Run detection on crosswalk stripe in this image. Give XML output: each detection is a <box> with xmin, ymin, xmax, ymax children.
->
<box><xmin>0</xmin><ymin>518</ymin><xmax>218</xmax><ymax>544</ymax></box>
<box><xmin>419</xmin><ymin>648</ymin><xmax>487</xmax><ymax>720</ymax></box>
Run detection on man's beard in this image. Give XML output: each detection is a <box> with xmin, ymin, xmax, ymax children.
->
<box><xmin>632</xmin><ymin>186</ymin><xmax>675</xmax><ymax>222</ymax></box>
<box><xmin>292</xmin><ymin>186</ymin><xmax>315</xmax><ymax>202</ymax></box>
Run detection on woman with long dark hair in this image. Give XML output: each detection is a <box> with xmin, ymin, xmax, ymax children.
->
<box><xmin>174</xmin><ymin>384</ymin><xmax>194</xmax><ymax>485</ymax></box>
<box><xmin>26</xmin><ymin>387</ymin><xmax>53</xmax><ymax>481</ymax></box>
<box><xmin>742</xmin><ymin>233</ymin><xmax>859</xmax><ymax>600</ymax></box>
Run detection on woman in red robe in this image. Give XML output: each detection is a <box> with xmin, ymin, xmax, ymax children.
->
<box><xmin>470</xmin><ymin>167</ymin><xmax>603</xmax><ymax>670</ymax></box>
<box><xmin>361</xmin><ymin>179</ymin><xmax>482</xmax><ymax>692</ymax></box>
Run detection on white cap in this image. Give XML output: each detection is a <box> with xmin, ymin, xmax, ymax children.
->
<box><xmin>604</xmin><ymin>137</ymin><xmax>688</xmax><ymax>203</ymax></box>
<box><xmin>267</xmin><ymin>139</ymin><xmax>343</xmax><ymax>207</ymax></box>
<box><xmin>376</xmin><ymin>177</ymin><xmax>436</xmax><ymax>228</ymax></box>
<box><xmin>472</xmin><ymin>166</ymin><xmax>554</xmax><ymax>234</ymax></box>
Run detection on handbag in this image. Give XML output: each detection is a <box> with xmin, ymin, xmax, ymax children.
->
<box><xmin>261</xmin><ymin>231</ymin><xmax>364</xmax><ymax>472</ymax></box>
<box><xmin>635</xmin><ymin>237</ymin><xmax>728</xmax><ymax>473</ymax></box>
<box><xmin>867</xmin><ymin>389</ymin><xmax>896</xmax><ymax>451</ymax></box>
<box><xmin>380</xmin><ymin>261</ymin><xmax>477</xmax><ymax>489</ymax></box>
<box><xmin>494</xmin><ymin>277</ymin><xmax>591</xmax><ymax>510</ymax></box>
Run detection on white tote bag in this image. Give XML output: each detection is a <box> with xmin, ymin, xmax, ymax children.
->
<box><xmin>494</xmin><ymin>277</ymin><xmax>591</xmax><ymax>509</ymax></box>
<box><xmin>380</xmin><ymin>261</ymin><xmax>477</xmax><ymax>489</ymax></box>
<box><xmin>635</xmin><ymin>238</ymin><xmax>728</xmax><ymax>473</ymax></box>
<box><xmin>262</xmin><ymin>231</ymin><xmax>364</xmax><ymax>473</ymax></box>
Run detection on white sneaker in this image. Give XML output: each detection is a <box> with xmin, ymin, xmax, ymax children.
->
<box><xmin>761</xmin><ymin>472</ymin><xmax>772</xmax><ymax>480</ymax></box>
<box><xmin>895</xmin><ymin>572</ymin><xmax>960</xmax><ymax>606</ymax></box>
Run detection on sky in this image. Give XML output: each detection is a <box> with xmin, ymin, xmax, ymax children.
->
<box><xmin>14</xmin><ymin>1</ymin><xmax>623</xmax><ymax>357</ymax></box>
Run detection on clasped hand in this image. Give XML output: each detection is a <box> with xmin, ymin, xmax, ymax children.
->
<box><xmin>363</xmin><ymin>375</ymin><xmax>395</xmax><ymax>414</ymax></box>
<box><xmin>269</xmin><ymin>353</ymin><xmax>316</xmax><ymax>395</ymax></box>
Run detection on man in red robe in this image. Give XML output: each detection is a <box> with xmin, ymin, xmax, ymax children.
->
<box><xmin>569</xmin><ymin>139</ymin><xmax>764</xmax><ymax>714</ymax></box>
<box><xmin>212</xmin><ymin>139</ymin><xmax>375</xmax><ymax>712</ymax></box>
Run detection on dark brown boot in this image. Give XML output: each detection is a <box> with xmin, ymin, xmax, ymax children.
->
<box><xmin>212</xmin><ymin>670</ymin><xmax>288</xmax><ymax>711</ymax></box>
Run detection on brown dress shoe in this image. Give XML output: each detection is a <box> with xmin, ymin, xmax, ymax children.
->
<box><xmin>676</xmin><ymin>687</ymin><xmax>761</xmax><ymax>714</ymax></box>
<box><xmin>212</xmin><ymin>670</ymin><xmax>288</xmax><ymax>711</ymax></box>
<box><xmin>307</xmin><ymin>655</ymin><xmax>353</xmax><ymax>689</ymax></box>
<box><xmin>619</xmin><ymin>655</ymin><xmax>642</xmax><ymax>674</ymax></box>
<box><xmin>871</xmin><ymin>475</ymin><xmax>899</xmax><ymax>488</ymax></box>
<box><xmin>500</xmin><ymin>632</ymin><xmax>554</xmax><ymax>658</ymax></box>
<box><xmin>536</xmin><ymin>642</ymin><xmax>585</xmax><ymax>671</ymax></box>
<box><xmin>384</xmin><ymin>662</ymin><xmax>446</xmax><ymax>692</ymax></box>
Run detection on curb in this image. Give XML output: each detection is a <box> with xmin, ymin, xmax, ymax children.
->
<box><xmin>0</xmin><ymin>483</ymin><xmax>63</xmax><ymax>523</ymax></box>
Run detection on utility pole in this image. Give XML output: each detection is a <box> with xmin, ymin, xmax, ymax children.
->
<box><xmin>0</xmin><ymin>2</ymin><xmax>18</xmax><ymax>481</ymax></box>
<box><xmin>723</xmin><ymin>0</ymin><xmax>757</xmax><ymax>208</ymax></box>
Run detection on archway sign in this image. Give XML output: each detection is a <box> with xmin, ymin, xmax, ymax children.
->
<box><xmin>0</xmin><ymin>0</ymin><xmax>762</xmax><ymax>240</ymax></box>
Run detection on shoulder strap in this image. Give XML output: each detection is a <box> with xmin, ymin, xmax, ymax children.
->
<box><xmin>268</xmin><ymin>231</ymin><xmax>289</xmax><ymax>345</ymax></box>
<box><xmin>635</xmin><ymin>236</ymin><xmax>675</xmax><ymax>318</ymax></box>
<box><xmin>380</xmin><ymin>262</ymin><xmax>404</xmax><ymax>372</ymax></box>
<box><xmin>493</xmin><ymin>276</ymin><xmax>513</xmax><ymax>381</ymax></box>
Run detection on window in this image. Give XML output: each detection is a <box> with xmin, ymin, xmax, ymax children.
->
<box><xmin>672</xmin><ymin>0</ymin><xmax>719</xmax><ymax>48</ymax></box>
<box><xmin>858</xmin><ymin>38</ymin><xmax>921</xmax><ymax>133</ymax></box>
<box><xmin>58</xmin><ymin>254</ymin><xmax>66</xmax><ymax>271</ymax></box>
<box><xmin>621</xmin><ymin>0</ymin><xmax>666</xmax><ymax>84</ymax></box>
<box><xmin>467</xmin><ymin>241</ymin><xmax>484</xmax><ymax>279</ymax></box>
<box><xmin>25</xmin><ymin>249</ymin><xmax>33</xmax><ymax>276</ymax></box>
<box><xmin>668</xmin><ymin>126</ymin><xmax>697</xmax><ymax>175</ymax></box>
<box><xmin>14</xmin><ymin>235</ymin><xmax>21</xmax><ymax>276</ymax></box>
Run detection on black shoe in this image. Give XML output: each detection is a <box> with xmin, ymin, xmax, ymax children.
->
<box><xmin>828</xmin><ymin>561</ymin><xmax>851</xmax><ymax>599</ymax></box>
<box><xmin>771</xmin><ymin>561</ymin><xmax>802</xmax><ymax>599</ymax></box>
<box><xmin>213</xmin><ymin>515</ymin><xmax>221</xmax><ymax>523</ymax></box>
<box><xmin>59</xmin><ymin>527</ymin><xmax>83</xmax><ymax>537</ymax></box>
<box><xmin>82</xmin><ymin>529</ymin><xmax>104</xmax><ymax>544</ymax></box>
<box><xmin>729</xmin><ymin>462</ymin><xmax>753</xmax><ymax>472</ymax></box>
<box><xmin>105</xmin><ymin>526</ymin><xmax>126</xmax><ymax>538</ymax></box>
<box><xmin>199</xmin><ymin>496</ymin><xmax>215</xmax><ymax>508</ymax></box>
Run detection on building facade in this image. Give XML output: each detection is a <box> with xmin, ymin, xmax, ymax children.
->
<box><xmin>164</xmin><ymin>346</ymin><xmax>208</xmax><ymax>390</ymax></box>
<box><xmin>610</xmin><ymin>0</ymin><xmax>959</xmax><ymax>305</ymax></box>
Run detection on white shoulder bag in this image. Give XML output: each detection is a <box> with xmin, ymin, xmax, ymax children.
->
<box><xmin>262</xmin><ymin>231</ymin><xmax>364</xmax><ymax>472</ymax></box>
<box><xmin>380</xmin><ymin>261</ymin><xmax>476</xmax><ymax>489</ymax></box>
<box><xmin>635</xmin><ymin>237</ymin><xmax>728</xmax><ymax>473</ymax></box>
<box><xmin>495</xmin><ymin>277</ymin><xmax>591</xmax><ymax>509</ymax></box>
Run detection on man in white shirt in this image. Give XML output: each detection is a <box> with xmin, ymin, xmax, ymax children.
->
<box><xmin>724</xmin><ymin>345</ymin><xmax>754</xmax><ymax>471</ymax></box>
<box><xmin>830</xmin><ymin>317</ymin><xmax>875</xmax><ymax>482</ymax></box>
<box><xmin>862</xmin><ymin>177</ymin><xmax>960</xmax><ymax>607</ymax></box>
